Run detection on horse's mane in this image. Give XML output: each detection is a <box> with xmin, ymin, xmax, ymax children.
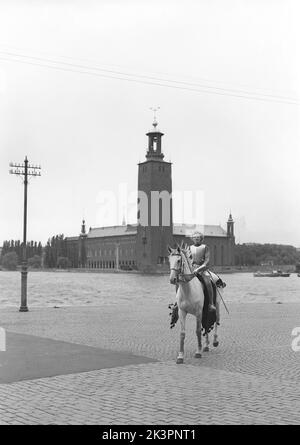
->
<box><xmin>178</xmin><ymin>243</ymin><xmax>193</xmax><ymax>275</ymax></box>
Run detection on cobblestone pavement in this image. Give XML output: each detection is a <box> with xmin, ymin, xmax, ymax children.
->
<box><xmin>0</xmin><ymin>302</ymin><xmax>300</xmax><ymax>425</ymax></box>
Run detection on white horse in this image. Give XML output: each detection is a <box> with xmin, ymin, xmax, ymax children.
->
<box><xmin>168</xmin><ymin>245</ymin><xmax>221</xmax><ymax>364</ymax></box>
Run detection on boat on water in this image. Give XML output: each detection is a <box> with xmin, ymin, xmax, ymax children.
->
<box><xmin>254</xmin><ymin>270</ymin><xmax>290</xmax><ymax>277</ymax></box>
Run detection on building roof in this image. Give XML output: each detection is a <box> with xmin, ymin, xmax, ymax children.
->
<box><xmin>67</xmin><ymin>223</ymin><xmax>228</xmax><ymax>240</ymax></box>
<box><xmin>87</xmin><ymin>224</ymin><xmax>137</xmax><ymax>239</ymax></box>
<box><xmin>65</xmin><ymin>236</ymin><xmax>80</xmax><ymax>241</ymax></box>
<box><xmin>173</xmin><ymin>223</ymin><xmax>227</xmax><ymax>238</ymax></box>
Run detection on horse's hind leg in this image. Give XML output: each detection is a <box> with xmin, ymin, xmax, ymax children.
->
<box><xmin>176</xmin><ymin>310</ymin><xmax>186</xmax><ymax>364</ymax></box>
<box><xmin>213</xmin><ymin>323</ymin><xmax>219</xmax><ymax>347</ymax></box>
<box><xmin>203</xmin><ymin>333</ymin><xmax>210</xmax><ymax>352</ymax></box>
<box><xmin>194</xmin><ymin>316</ymin><xmax>202</xmax><ymax>358</ymax></box>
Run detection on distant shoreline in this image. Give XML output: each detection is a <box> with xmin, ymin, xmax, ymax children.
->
<box><xmin>0</xmin><ymin>265</ymin><xmax>296</xmax><ymax>275</ymax></box>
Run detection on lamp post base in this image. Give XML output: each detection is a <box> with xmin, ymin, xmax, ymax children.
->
<box><xmin>19</xmin><ymin>306</ymin><xmax>29</xmax><ymax>312</ymax></box>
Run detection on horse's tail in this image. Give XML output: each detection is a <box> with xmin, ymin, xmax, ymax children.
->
<box><xmin>168</xmin><ymin>302</ymin><xmax>179</xmax><ymax>329</ymax></box>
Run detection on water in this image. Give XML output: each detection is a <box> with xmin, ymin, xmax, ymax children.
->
<box><xmin>0</xmin><ymin>271</ymin><xmax>299</xmax><ymax>308</ymax></box>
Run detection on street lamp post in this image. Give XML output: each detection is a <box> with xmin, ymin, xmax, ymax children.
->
<box><xmin>9</xmin><ymin>156</ymin><xmax>41</xmax><ymax>312</ymax></box>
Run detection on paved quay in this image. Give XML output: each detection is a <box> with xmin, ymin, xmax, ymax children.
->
<box><xmin>0</xmin><ymin>301</ymin><xmax>300</xmax><ymax>425</ymax></box>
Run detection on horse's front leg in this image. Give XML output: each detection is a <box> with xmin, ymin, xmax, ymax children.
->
<box><xmin>176</xmin><ymin>309</ymin><xmax>187</xmax><ymax>364</ymax></box>
<box><xmin>203</xmin><ymin>333</ymin><xmax>210</xmax><ymax>352</ymax></box>
<box><xmin>194</xmin><ymin>315</ymin><xmax>202</xmax><ymax>358</ymax></box>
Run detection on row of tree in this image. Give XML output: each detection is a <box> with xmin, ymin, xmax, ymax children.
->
<box><xmin>0</xmin><ymin>240</ymin><xmax>43</xmax><ymax>270</ymax></box>
<box><xmin>2</xmin><ymin>238</ymin><xmax>300</xmax><ymax>270</ymax></box>
<box><xmin>0</xmin><ymin>235</ymin><xmax>78</xmax><ymax>270</ymax></box>
<box><xmin>44</xmin><ymin>234</ymin><xmax>83</xmax><ymax>268</ymax></box>
<box><xmin>44</xmin><ymin>235</ymin><xmax>69</xmax><ymax>268</ymax></box>
<box><xmin>234</xmin><ymin>243</ymin><xmax>300</xmax><ymax>267</ymax></box>
<box><xmin>0</xmin><ymin>251</ymin><xmax>42</xmax><ymax>270</ymax></box>
<box><xmin>1</xmin><ymin>239</ymin><xmax>43</xmax><ymax>262</ymax></box>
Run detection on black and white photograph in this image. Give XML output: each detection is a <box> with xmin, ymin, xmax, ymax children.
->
<box><xmin>0</xmin><ymin>0</ymin><xmax>299</xmax><ymax>430</ymax></box>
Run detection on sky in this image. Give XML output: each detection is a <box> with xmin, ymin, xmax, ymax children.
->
<box><xmin>0</xmin><ymin>0</ymin><xmax>299</xmax><ymax>246</ymax></box>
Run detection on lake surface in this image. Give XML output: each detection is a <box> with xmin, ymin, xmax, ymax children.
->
<box><xmin>0</xmin><ymin>271</ymin><xmax>299</xmax><ymax>308</ymax></box>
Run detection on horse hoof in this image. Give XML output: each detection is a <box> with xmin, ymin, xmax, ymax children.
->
<box><xmin>176</xmin><ymin>358</ymin><xmax>184</xmax><ymax>364</ymax></box>
<box><xmin>203</xmin><ymin>346</ymin><xmax>209</xmax><ymax>352</ymax></box>
<box><xmin>194</xmin><ymin>353</ymin><xmax>202</xmax><ymax>358</ymax></box>
<box><xmin>213</xmin><ymin>341</ymin><xmax>219</xmax><ymax>347</ymax></box>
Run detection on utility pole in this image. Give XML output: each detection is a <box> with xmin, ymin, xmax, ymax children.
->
<box><xmin>9</xmin><ymin>156</ymin><xmax>41</xmax><ymax>312</ymax></box>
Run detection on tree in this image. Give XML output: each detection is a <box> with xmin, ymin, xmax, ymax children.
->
<box><xmin>1</xmin><ymin>252</ymin><xmax>18</xmax><ymax>270</ymax></box>
<box><xmin>234</xmin><ymin>243</ymin><xmax>300</xmax><ymax>267</ymax></box>
<box><xmin>28</xmin><ymin>255</ymin><xmax>42</xmax><ymax>269</ymax></box>
<box><xmin>44</xmin><ymin>234</ymin><xmax>72</xmax><ymax>268</ymax></box>
<box><xmin>57</xmin><ymin>256</ymin><xmax>70</xmax><ymax>269</ymax></box>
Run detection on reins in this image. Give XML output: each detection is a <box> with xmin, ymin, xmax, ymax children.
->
<box><xmin>171</xmin><ymin>250</ymin><xmax>195</xmax><ymax>283</ymax></box>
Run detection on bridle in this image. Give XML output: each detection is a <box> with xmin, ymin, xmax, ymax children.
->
<box><xmin>170</xmin><ymin>249</ymin><xmax>195</xmax><ymax>283</ymax></box>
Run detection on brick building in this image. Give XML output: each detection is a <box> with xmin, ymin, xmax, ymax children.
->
<box><xmin>66</xmin><ymin>120</ymin><xmax>235</xmax><ymax>272</ymax></box>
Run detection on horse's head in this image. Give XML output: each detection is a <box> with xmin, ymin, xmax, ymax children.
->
<box><xmin>168</xmin><ymin>243</ymin><xmax>194</xmax><ymax>285</ymax></box>
<box><xmin>168</xmin><ymin>246</ymin><xmax>182</xmax><ymax>285</ymax></box>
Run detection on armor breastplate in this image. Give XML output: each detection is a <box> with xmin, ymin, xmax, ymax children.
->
<box><xmin>190</xmin><ymin>245</ymin><xmax>206</xmax><ymax>265</ymax></box>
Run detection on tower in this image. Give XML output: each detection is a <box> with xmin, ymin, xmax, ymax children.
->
<box><xmin>78</xmin><ymin>219</ymin><xmax>87</xmax><ymax>267</ymax></box>
<box><xmin>136</xmin><ymin>118</ymin><xmax>173</xmax><ymax>272</ymax></box>
<box><xmin>227</xmin><ymin>212</ymin><xmax>235</xmax><ymax>266</ymax></box>
<box><xmin>227</xmin><ymin>212</ymin><xmax>234</xmax><ymax>238</ymax></box>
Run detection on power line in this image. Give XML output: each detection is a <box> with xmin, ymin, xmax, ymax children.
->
<box><xmin>2</xmin><ymin>44</ymin><xmax>294</xmax><ymax>100</ymax></box>
<box><xmin>0</xmin><ymin>50</ymin><xmax>299</xmax><ymax>105</ymax></box>
<box><xmin>0</xmin><ymin>48</ymin><xmax>296</xmax><ymax>101</ymax></box>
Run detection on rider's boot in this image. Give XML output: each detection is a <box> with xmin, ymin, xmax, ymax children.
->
<box><xmin>207</xmin><ymin>283</ymin><xmax>216</xmax><ymax>312</ymax></box>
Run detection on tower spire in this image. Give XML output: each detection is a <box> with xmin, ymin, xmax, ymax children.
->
<box><xmin>81</xmin><ymin>219</ymin><xmax>86</xmax><ymax>235</ymax></box>
<box><xmin>150</xmin><ymin>106</ymin><xmax>160</xmax><ymax>128</ymax></box>
<box><xmin>227</xmin><ymin>212</ymin><xmax>234</xmax><ymax>237</ymax></box>
<box><xmin>146</xmin><ymin>107</ymin><xmax>164</xmax><ymax>160</ymax></box>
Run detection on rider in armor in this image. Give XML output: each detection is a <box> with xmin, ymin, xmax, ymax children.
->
<box><xmin>189</xmin><ymin>231</ymin><xmax>216</xmax><ymax>312</ymax></box>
